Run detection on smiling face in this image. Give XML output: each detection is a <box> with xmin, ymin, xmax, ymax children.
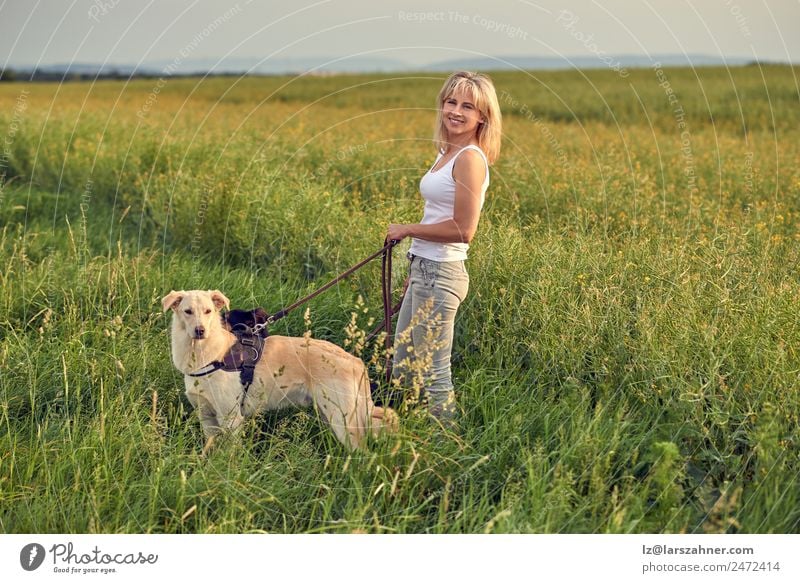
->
<box><xmin>441</xmin><ymin>88</ymin><xmax>485</xmax><ymax>143</ymax></box>
<box><xmin>161</xmin><ymin>289</ymin><xmax>230</xmax><ymax>340</ymax></box>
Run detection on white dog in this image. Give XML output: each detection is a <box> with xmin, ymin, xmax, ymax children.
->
<box><xmin>162</xmin><ymin>289</ymin><xmax>397</xmax><ymax>451</ymax></box>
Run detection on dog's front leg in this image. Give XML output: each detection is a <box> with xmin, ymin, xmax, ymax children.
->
<box><xmin>191</xmin><ymin>393</ymin><xmax>224</xmax><ymax>445</ymax></box>
<box><xmin>219</xmin><ymin>407</ymin><xmax>245</xmax><ymax>433</ymax></box>
<box><xmin>197</xmin><ymin>408</ymin><xmax>222</xmax><ymax>457</ymax></box>
<box><xmin>190</xmin><ymin>380</ymin><xmax>245</xmax><ymax>453</ymax></box>
<box><xmin>208</xmin><ymin>385</ymin><xmax>246</xmax><ymax>434</ymax></box>
<box><xmin>186</xmin><ymin>384</ymin><xmax>222</xmax><ymax>436</ymax></box>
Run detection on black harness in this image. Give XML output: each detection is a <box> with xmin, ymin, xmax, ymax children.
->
<box><xmin>187</xmin><ymin>309</ymin><xmax>269</xmax><ymax>412</ymax></box>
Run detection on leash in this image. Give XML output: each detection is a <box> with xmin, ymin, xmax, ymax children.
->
<box><xmin>264</xmin><ymin>239</ymin><xmax>399</xmax><ymax>327</ymax></box>
<box><xmin>262</xmin><ymin>238</ymin><xmax>401</xmax><ymax>384</ymax></box>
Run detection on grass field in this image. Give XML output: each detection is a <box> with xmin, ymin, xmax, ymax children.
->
<box><xmin>1</xmin><ymin>65</ymin><xmax>799</xmax><ymax>533</ymax></box>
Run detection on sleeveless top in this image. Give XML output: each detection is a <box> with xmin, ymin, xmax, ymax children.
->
<box><xmin>408</xmin><ymin>144</ymin><xmax>490</xmax><ymax>262</ymax></box>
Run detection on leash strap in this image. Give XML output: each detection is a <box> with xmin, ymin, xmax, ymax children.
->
<box><xmin>381</xmin><ymin>238</ymin><xmax>394</xmax><ymax>384</ymax></box>
<box><xmin>267</xmin><ymin>239</ymin><xmax>401</xmax><ymax>385</ymax></box>
<box><xmin>267</xmin><ymin>240</ymin><xmax>399</xmax><ymax>325</ymax></box>
<box><xmin>187</xmin><ymin>361</ymin><xmax>225</xmax><ymax>377</ymax></box>
<box><xmin>364</xmin><ymin>300</ymin><xmax>403</xmax><ymax>343</ymax></box>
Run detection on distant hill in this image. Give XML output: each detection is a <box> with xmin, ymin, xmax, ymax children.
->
<box><xmin>426</xmin><ymin>54</ymin><xmax>754</xmax><ymax>72</ymax></box>
<box><xmin>2</xmin><ymin>53</ymin><xmax>780</xmax><ymax>81</ymax></box>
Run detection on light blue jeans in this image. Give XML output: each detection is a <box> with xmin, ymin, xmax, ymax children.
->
<box><xmin>392</xmin><ymin>254</ymin><xmax>470</xmax><ymax>414</ymax></box>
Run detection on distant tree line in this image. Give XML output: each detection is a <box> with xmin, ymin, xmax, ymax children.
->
<box><xmin>0</xmin><ymin>62</ymin><xmax>787</xmax><ymax>83</ymax></box>
<box><xmin>0</xmin><ymin>67</ymin><xmax>157</xmax><ymax>82</ymax></box>
<box><xmin>0</xmin><ymin>67</ymin><xmax>254</xmax><ymax>82</ymax></box>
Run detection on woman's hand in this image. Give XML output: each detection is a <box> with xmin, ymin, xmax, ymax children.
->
<box><xmin>387</xmin><ymin>223</ymin><xmax>412</xmax><ymax>242</ymax></box>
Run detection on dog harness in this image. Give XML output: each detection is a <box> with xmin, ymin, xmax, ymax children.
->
<box><xmin>187</xmin><ymin>310</ymin><xmax>269</xmax><ymax>411</ymax></box>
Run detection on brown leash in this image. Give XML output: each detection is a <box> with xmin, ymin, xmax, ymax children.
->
<box><xmin>266</xmin><ymin>239</ymin><xmax>401</xmax><ymax>384</ymax></box>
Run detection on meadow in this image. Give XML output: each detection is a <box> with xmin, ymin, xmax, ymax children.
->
<box><xmin>0</xmin><ymin>65</ymin><xmax>799</xmax><ymax>533</ymax></box>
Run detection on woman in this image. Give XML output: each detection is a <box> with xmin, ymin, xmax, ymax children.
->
<box><xmin>387</xmin><ymin>71</ymin><xmax>502</xmax><ymax>424</ymax></box>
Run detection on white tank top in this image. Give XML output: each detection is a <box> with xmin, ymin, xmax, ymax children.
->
<box><xmin>409</xmin><ymin>144</ymin><xmax>490</xmax><ymax>262</ymax></box>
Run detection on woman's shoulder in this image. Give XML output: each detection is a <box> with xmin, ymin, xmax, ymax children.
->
<box><xmin>452</xmin><ymin>146</ymin><xmax>489</xmax><ymax>184</ymax></box>
<box><xmin>454</xmin><ymin>145</ymin><xmax>489</xmax><ymax>170</ymax></box>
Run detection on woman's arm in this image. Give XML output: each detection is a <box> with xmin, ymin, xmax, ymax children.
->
<box><xmin>387</xmin><ymin>149</ymin><xmax>486</xmax><ymax>244</ymax></box>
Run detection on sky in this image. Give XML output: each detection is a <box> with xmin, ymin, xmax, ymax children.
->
<box><xmin>1</xmin><ymin>0</ymin><xmax>798</xmax><ymax>70</ymax></box>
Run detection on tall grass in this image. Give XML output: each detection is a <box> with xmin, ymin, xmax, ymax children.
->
<box><xmin>0</xmin><ymin>66</ymin><xmax>798</xmax><ymax>533</ymax></box>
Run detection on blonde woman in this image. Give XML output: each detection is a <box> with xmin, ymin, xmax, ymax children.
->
<box><xmin>387</xmin><ymin>71</ymin><xmax>502</xmax><ymax>424</ymax></box>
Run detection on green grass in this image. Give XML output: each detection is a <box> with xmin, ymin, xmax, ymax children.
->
<box><xmin>0</xmin><ymin>66</ymin><xmax>799</xmax><ymax>533</ymax></box>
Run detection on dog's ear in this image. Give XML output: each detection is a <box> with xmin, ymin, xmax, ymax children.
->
<box><xmin>209</xmin><ymin>290</ymin><xmax>230</xmax><ymax>311</ymax></box>
<box><xmin>161</xmin><ymin>290</ymin><xmax>184</xmax><ymax>313</ymax></box>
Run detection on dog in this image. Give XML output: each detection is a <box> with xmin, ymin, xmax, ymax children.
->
<box><xmin>161</xmin><ymin>289</ymin><xmax>398</xmax><ymax>452</ymax></box>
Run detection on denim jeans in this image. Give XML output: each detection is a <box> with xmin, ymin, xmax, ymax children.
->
<box><xmin>392</xmin><ymin>255</ymin><xmax>470</xmax><ymax>412</ymax></box>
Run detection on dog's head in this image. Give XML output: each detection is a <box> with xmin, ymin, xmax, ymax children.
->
<box><xmin>161</xmin><ymin>289</ymin><xmax>230</xmax><ymax>340</ymax></box>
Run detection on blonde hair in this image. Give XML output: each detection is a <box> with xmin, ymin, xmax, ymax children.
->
<box><xmin>433</xmin><ymin>71</ymin><xmax>502</xmax><ymax>165</ymax></box>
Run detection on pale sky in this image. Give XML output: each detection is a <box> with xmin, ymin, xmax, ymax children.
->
<box><xmin>1</xmin><ymin>0</ymin><xmax>798</xmax><ymax>70</ymax></box>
